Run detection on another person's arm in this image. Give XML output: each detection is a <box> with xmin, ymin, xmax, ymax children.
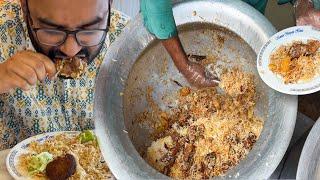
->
<box><xmin>162</xmin><ymin>37</ymin><xmax>217</xmax><ymax>87</ymax></box>
<box><xmin>294</xmin><ymin>0</ymin><xmax>320</xmax><ymax>28</ymax></box>
<box><xmin>140</xmin><ymin>0</ymin><xmax>217</xmax><ymax>88</ymax></box>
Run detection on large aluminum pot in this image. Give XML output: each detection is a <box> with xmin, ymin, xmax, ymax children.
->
<box><xmin>297</xmin><ymin>117</ymin><xmax>320</xmax><ymax>180</ymax></box>
<box><xmin>94</xmin><ymin>0</ymin><xmax>298</xmax><ymax>179</ymax></box>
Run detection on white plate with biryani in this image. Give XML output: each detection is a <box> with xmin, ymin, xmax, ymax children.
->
<box><xmin>6</xmin><ymin>131</ymin><xmax>114</xmax><ymax>180</ymax></box>
<box><xmin>257</xmin><ymin>26</ymin><xmax>320</xmax><ymax>95</ymax></box>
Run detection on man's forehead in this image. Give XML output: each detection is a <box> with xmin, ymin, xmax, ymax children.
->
<box><xmin>28</xmin><ymin>0</ymin><xmax>109</xmax><ymax>28</ymax></box>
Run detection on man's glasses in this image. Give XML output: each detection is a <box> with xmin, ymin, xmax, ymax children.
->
<box><xmin>26</xmin><ymin>0</ymin><xmax>111</xmax><ymax>47</ymax></box>
<box><xmin>33</xmin><ymin>28</ymin><xmax>109</xmax><ymax>47</ymax></box>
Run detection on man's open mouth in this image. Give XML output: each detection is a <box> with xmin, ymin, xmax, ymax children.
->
<box><xmin>55</xmin><ymin>57</ymin><xmax>88</xmax><ymax>79</ymax></box>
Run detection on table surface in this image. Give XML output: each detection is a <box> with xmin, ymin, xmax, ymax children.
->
<box><xmin>0</xmin><ymin>149</ymin><xmax>13</xmax><ymax>180</ymax></box>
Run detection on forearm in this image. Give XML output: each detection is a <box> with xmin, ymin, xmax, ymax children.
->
<box><xmin>162</xmin><ymin>37</ymin><xmax>189</xmax><ymax>74</ymax></box>
<box><xmin>141</xmin><ymin>0</ymin><xmax>217</xmax><ymax>87</ymax></box>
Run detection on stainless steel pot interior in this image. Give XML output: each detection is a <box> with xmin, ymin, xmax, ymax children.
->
<box><xmin>124</xmin><ymin>22</ymin><xmax>266</xmax><ymax>155</ymax></box>
<box><xmin>94</xmin><ymin>1</ymin><xmax>298</xmax><ymax>179</ymax></box>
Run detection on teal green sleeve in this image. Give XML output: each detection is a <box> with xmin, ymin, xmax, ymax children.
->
<box><xmin>312</xmin><ymin>0</ymin><xmax>320</xmax><ymax>10</ymax></box>
<box><xmin>140</xmin><ymin>0</ymin><xmax>178</xmax><ymax>40</ymax></box>
<box><xmin>242</xmin><ymin>0</ymin><xmax>268</xmax><ymax>13</ymax></box>
<box><xmin>277</xmin><ymin>0</ymin><xmax>295</xmax><ymax>4</ymax></box>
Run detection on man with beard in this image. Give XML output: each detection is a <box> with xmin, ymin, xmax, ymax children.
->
<box><xmin>0</xmin><ymin>0</ymin><xmax>129</xmax><ymax>149</ymax></box>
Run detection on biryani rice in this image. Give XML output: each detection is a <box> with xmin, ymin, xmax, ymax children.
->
<box><xmin>145</xmin><ymin>68</ymin><xmax>264</xmax><ymax>179</ymax></box>
<box><xmin>269</xmin><ymin>40</ymin><xmax>320</xmax><ymax>84</ymax></box>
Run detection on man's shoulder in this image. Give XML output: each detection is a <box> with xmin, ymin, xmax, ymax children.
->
<box><xmin>0</xmin><ymin>0</ymin><xmax>21</xmax><ymax>8</ymax></box>
<box><xmin>0</xmin><ymin>0</ymin><xmax>23</xmax><ymax>21</ymax></box>
<box><xmin>0</xmin><ymin>0</ymin><xmax>26</xmax><ymax>62</ymax></box>
<box><xmin>108</xmin><ymin>9</ymin><xmax>131</xmax><ymax>43</ymax></box>
<box><xmin>0</xmin><ymin>0</ymin><xmax>24</xmax><ymax>32</ymax></box>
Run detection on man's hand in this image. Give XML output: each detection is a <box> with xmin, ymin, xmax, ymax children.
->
<box><xmin>295</xmin><ymin>0</ymin><xmax>320</xmax><ymax>28</ymax></box>
<box><xmin>162</xmin><ymin>37</ymin><xmax>218</xmax><ymax>88</ymax></box>
<box><xmin>0</xmin><ymin>50</ymin><xmax>56</xmax><ymax>94</ymax></box>
<box><xmin>181</xmin><ymin>61</ymin><xmax>218</xmax><ymax>88</ymax></box>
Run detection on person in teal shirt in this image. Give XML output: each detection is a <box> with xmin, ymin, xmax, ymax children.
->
<box><xmin>140</xmin><ymin>0</ymin><xmax>319</xmax><ymax>87</ymax></box>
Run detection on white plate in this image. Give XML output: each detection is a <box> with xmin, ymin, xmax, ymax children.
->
<box><xmin>6</xmin><ymin>131</ymin><xmax>79</xmax><ymax>180</ymax></box>
<box><xmin>257</xmin><ymin>26</ymin><xmax>320</xmax><ymax>95</ymax></box>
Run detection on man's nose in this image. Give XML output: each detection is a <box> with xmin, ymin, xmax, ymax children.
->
<box><xmin>59</xmin><ymin>35</ymin><xmax>82</xmax><ymax>57</ymax></box>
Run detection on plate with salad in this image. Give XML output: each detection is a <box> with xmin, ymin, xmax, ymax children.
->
<box><xmin>6</xmin><ymin>131</ymin><xmax>114</xmax><ymax>180</ymax></box>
